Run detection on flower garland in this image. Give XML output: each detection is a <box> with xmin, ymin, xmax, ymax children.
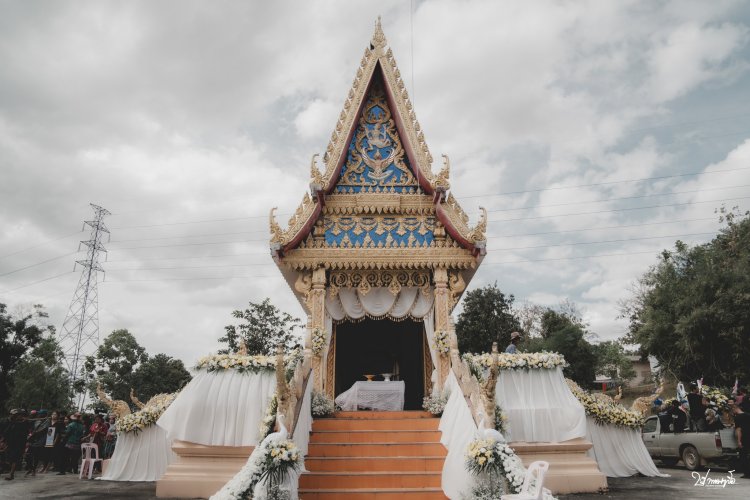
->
<box><xmin>311</xmin><ymin>328</ymin><xmax>326</xmax><ymax>356</ymax></box>
<box><xmin>117</xmin><ymin>393</ymin><xmax>178</xmax><ymax>434</ymax></box>
<box><xmin>210</xmin><ymin>436</ymin><xmax>300</xmax><ymax>500</ymax></box>
<box><xmin>566</xmin><ymin>379</ymin><xmax>645</xmax><ymax>429</ymax></box>
<box><xmin>463</xmin><ymin>351</ymin><xmax>567</xmax><ymax>374</ymax></box>
<box><xmin>434</xmin><ymin>330</ymin><xmax>450</xmax><ymax>355</ymax></box>
<box><xmin>494</xmin><ymin>404</ymin><xmax>509</xmax><ymax>435</ymax></box>
<box><xmin>259</xmin><ymin>394</ymin><xmax>278</xmax><ymax>441</ymax></box>
<box><xmin>422</xmin><ymin>391</ymin><xmax>449</xmax><ymax>416</ymax></box>
<box><xmin>195</xmin><ymin>351</ymin><xmax>300</xmax><ymax>375</ymax></box>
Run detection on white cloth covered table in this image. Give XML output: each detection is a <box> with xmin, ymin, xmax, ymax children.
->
<box><xmin>585</xmin><ymin>417</ymin><xmax>668</xmax><ymax>477</ymax></box>
<box><xmin>99</xmin><ymin>424</ymin><xmax>175</xmax><ymax>482</ymax></box>
<box><xmin>157</xmin><ymin>370</ymin><xmax>276</xmax><ymax>447</ymax></box>
<box><xmin>495</xmin><ymin>366</ymin><xmax>587</xmax><ymax>442</ymax></box>
<box><xmin>335</xmin><ymin>381</ymin><xmax>405</xmax><ymax>411</ymax></box>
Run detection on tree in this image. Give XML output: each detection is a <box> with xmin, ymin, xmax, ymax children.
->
<box><xmin>0</xmin><ymin>304</ymin><xmax>50</xmax><ymax>410</ymax></box>
<box><xmin>455</xmin><ymin>283</ymin><xmax>522</xmax><ymax>354</ymax></box>
<box><xmin>593</xmin><ymin>340</ymin><xmax>636</xmax><ymax>386</ymax></box>
<box><xmin>84</xmin><ymin>329</ymin><xmax>148</xmax><ymax>404</ymax></box>
<box><xmin>539</xmin><ymin>310</ymin><xmax>597</xmax><ymax>387</ymax></box>
<box><xmin>132</xmin><ymin>354</ymin><xmax>192</xmax><ymax>400</ymax></box>
<box><xmin>621</xmin><ymin>208</ymin><xmax>750</xmax><ymax>386</ymax></box>
<box><xmin>5</xmin><ymin>337</ymin><xmax>71</xmax><ymax>412</ymax></box>
<box><xmin>218</xmin><ymin>298</ymin><xmax>302</xmax><ymax>355</ymax></box>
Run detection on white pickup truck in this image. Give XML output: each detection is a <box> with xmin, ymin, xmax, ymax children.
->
<box><xmin>641</xmin><ymin>415</ymin><xmax>739</xmax><ymax>470</ymax></box>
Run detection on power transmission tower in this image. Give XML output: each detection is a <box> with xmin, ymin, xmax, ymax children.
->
<box><xmin>59</xmin><ymin>203</ymin><xmax>110</xmax><ymax>408</ymax></box>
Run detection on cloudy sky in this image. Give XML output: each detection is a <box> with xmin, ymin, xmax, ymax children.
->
<box><xmin>2</xmin><ymin>0</ymin><xmax>750</xmax><ymax>366</ymax></box>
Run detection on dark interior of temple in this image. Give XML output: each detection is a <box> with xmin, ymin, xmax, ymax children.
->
<box><xmin>334</xmin><ymin>318</ymin><xmax>425</xmax><ymax>410</ymax></box>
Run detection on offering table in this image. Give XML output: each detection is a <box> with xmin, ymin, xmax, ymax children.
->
<box><xmin>335</xmin><ymin>380</ymin><xmax>405</xmax><ymax>411</ymax></box>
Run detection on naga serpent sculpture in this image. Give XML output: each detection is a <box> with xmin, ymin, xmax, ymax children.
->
<box><xmin>96</xmin><ymin>384</ymin><xmax>131</xmax><ymax>418</ymax></box>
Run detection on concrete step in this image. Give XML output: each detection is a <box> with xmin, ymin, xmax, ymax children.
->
<box><xmin>298</xmin><ymin>488</ymin><xmax>448</xmax><ymax>499</ymax></box>
<box><xmin>299</xmin><ymin>471</ymin><xmax>441</xmax><ymax>489</ymax></box>
<box><xmin>310</xmin><ymin>430</ymin><xmax>442</xmax><ymax>443</ymax></box>
<box><xmin>304</xmin><ymin>456</ymin><xmax>445</xmax><ymax>472</ymax></box>
<box><xmin>307</xmin><ymin>442</ymin><xmax>447</xmax><ymax>457</ymax></box>
<box><xmin>331</xmin><ymin>411</ymin><xmax>435</xmax><ymax>419</ymax></box>
<box><xmin>313</xmin><ymin>417</ymin><xmax>440</xmax><ymax>431</ymax></box>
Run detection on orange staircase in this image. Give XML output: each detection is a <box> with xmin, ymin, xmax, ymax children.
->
<box><xmin>299</xmin><ymin>411</ymin><xmax>448</xmax><ymax>499</ymax></box>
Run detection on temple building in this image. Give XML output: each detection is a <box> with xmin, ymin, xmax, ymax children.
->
<box><xmin>269</xmin><ymin>19</ymin><xmax>487</xmax><ymax>407</ymax></box>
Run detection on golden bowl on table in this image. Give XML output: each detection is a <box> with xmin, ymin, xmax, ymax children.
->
<box><xmin>363</xmin><ymin>374</ymin><xmax>375</xmax><ymax>382</ymax></box>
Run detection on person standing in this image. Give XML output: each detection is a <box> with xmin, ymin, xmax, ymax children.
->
<box><xmin>3</xmin><ymin>409</ymin><xmax>31</xmax><ymax>481</ymax></box>
<box><xmin>27</xmin><ymin>410</ymin><xmax>49</xmax><ymax>476</ymax></box>
<box><xmin>687</xmin><ymin>384</ymin><xmax>706</xmax><ymax>431</ymax></box>
<box><xmin>505</xmin><ymin>331</ymin><xmax>521</xmax><ymax>354</ymax></box>
<box><xmin>63</xmin><ymin>413</ymin><xmax>84</xmax><ymax>474</ymax></box>
<box><xmin>51</xmin><ymin>411</ymin><xmax>67</xmax><ymax>474</ymax></box>
<box><xmin>733</xmin><ymin>401</ymin><xmax>750</xmax><ymax>479</ymax></box>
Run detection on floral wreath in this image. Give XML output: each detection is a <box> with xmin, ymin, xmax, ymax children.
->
<box><xmin>434</xmin><ymin>330</ymin><xmax>450</xmax><ymax>355</ymax></box>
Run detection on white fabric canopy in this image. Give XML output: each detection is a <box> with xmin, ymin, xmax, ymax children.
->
<box><xmin>325</xmin><ymin>287</ymin><xmax>434</xmax><ymax>321</ymax></box>
<box><xmin>495</xmin><ymin>366</ymin><xmax>587</xmax><ymax>443</ymax></box>
<box><xmin>100</xmin><ymin>424</ymin><xmax>174</xmax><ymax>482</ymax></box>
<box><xmin>335</xmin><ymin>381</ymin><xmax>405</xmax><ymax>411</ymax></box>
<box><xmin>157</xmin><ymin>370</ymin><xmax>276</xmax><ymax>447</ymax></box>
<box><xmin>439</xmin><ymin>370</ymin><xmax>477</xmax><ymax>499</ymax></box>
<box><xmin>585</xmin><ymin>417</ymin><xmax>668</xmax><ymax>477</ymax></box>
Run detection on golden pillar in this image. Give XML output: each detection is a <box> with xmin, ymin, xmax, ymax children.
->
<box><xmin>310</xmin><ymin>266</ymin><xmax>327</xmax><ymax>392</ymax></box>
<box><xmin>433</xmin><ymin>267</ymin><xmax>451</xmax><ymax>391</ymax></box>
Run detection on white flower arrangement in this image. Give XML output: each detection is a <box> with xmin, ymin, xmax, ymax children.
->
<box><xmin>494</xmin><ymin>405</ymin><xmax>508</xmax><ymax>435</ymax></box>
<box><xmin>259</xmin><ymin>394</ymin><xmax>279</xmax><ymax>441</ymax></box>
<box><xmin>311</xmin><ymin>328</ymin><xmax>327</xmax><ymax>356</ymax></box>
<box><xmin>422</xmin><ymin>391</ymin><xmax>449</xmax><ymax>416</ymax></box>
<box><xmin>566</xmin><ymin>379</ymin><xmax>645</xmax><ymax>429</ymax></box>
<box><xmin>116</xmin><ymin>393</ymin><xmax>177</xmax><ymax>434</ymax></box>
<box><xmin>434</xmin><ymin>330</ymin><xmax>450</xmax><ymax>355</ymax></box>
<box><xmin>311</xmin><ymin>391</ymin><xmax>335</xmax><ymax>417</ymax></box>
<box><xmin>700</xmin><ymin>385</ymin><xmax>730</xmax><ymax>412</ymax></box>
<box><xmin>195</xmin><ymin>351</ymin><xmax>300</xmax><ymax>374</ymax></box>
<box><xmin>465</xmin><ymin>438</ymin><xmax>526</xmax><ymax>494</ymax></box>
<box><xmin>463</xmin><ymin>351</ymin><xmax>567</xmax><ymax>374</ymax></box>
<box><xmin>210</xmin><ymin>435</ymin><xmax>300</xmax><ymax>500</ymax></box>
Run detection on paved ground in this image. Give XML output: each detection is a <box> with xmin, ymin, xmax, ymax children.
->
<box><xmin>0</xmin><ymin>465</ymin><xmax>747</xmax><ymax>499</ymax></box>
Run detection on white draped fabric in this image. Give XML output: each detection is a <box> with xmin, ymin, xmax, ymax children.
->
<box><xmin>157</xmin><ymin>370</ymin><xmax>276</xmax><ymax>446</ymax></box>
<box><xmin>100</xmin><ymin>424</ymin><xmax>174</xmax><ymax>481</ymax></box>
<box><xmin>585</xmin><ymin>417</ymin><xmax>668</xmax><ymax>477</ymax></box>
<box><xmin>325</xmin><ymin>287</ymin><xmax>434</xmax><ymax>321</ymax></box>
<box><xmin>335</xmin><ymin>381</ymin><xmax>405</xmax><ymax>411</ymax></box>
<box><xmin>292</xmin><ymin>376</ymin><xmax>313</xmax><ymax>461</ymax></box>
<box><xmin>495</xmin><ymin>366</ymin><xmax>587</xmax><ymax>443</ymax></box>
<box><xmin>439</xmin><ymin>370</ymin><xmax>477</xmax><ymax>499</ymax></box>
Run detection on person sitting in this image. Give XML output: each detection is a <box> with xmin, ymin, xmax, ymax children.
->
<box><xmin>704</xmin><ymin>408</ymin><xmax>724</xmax><ymax>431</ymax></box>
<box><xmin>505</xmin><ymin>332</ymin><xmax>521</xmax><ymax>354</ymax></box>
<box><xmin>668</xmin><ymin>400</ymin><xmax>687</xmax><ymax>433</ymax></box>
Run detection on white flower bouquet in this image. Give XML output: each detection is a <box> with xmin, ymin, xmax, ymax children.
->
<box><xmin>465</xmin><ymin>437</ymin><xmax>526</xmax><ymax>494</ymax></box>
<box><xmin>311</xmin><ymin>391</ymin><xmax>335</xmax><ymax>417</ymax></box>
<box><xmin>422</xmin><ymin>391</ymin><xmax>449</xmax><ymax>416</ymax></box>
<box><xmin>311</xmin><ymin>328</ymin><xmax>327</xmax><ymax>356</ymax></box>
<box><xmin>700</xmin><ymin>385</ymin><xmax>730</xmax><ymax>412</ymax></box>
<box><xmin>434</xmin><ymin>330</ymin><xmax>450</xmax><ymax>355</ymax></box>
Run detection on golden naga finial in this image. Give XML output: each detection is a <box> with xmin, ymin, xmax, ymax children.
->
<box><xmin>130</xmin><ymin>388</ymin><xmax>146</xmax><ymax>409</ymax></box>
<box><xmin>310</xmin><ymin>153</ymin><xmax>325</xmax><ymax>187</ymax></box>
<box><xmin>96</xmin><ymin>383</ymin><xmax>131</xmax><ymax>418</ymax></box>
<box><xmin>467</xmin><ymin>207</ymin><xmax>488</xmax><ymax>243</ymax></box>
<box><xmin>371</xmin><ymin>16</ymin><xmax>387</xmax><ymax>50</ymax></box>
<box><xmin>269</xmin><ymin>207</ymin><xmax>285</xmax><ymax>245</ymax></box>
<box><xmin>435</xmin><ymin>154</ymin><xmax>451</xmax><ymax>190</ymax></box>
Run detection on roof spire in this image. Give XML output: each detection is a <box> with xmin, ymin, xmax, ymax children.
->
<box><xmin>371</xmin><ymin>16</ymin><xmax>387</xmax><ymax>51</ymax></box>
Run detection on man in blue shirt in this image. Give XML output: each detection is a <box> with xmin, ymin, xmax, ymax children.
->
<box><xmin>505</xmin><ymin>332</ymin><xmax>521</xmax><ymax>354</ymax></box>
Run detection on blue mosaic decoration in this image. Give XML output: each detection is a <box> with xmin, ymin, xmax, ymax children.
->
<box><xmin>324</xmin><ymin>215</ymin><xmax>436</xmax><ymax>248</ymax></box>
<box><xmin>335</xmin><ymin>77</ymin><xmax>418</xmax><ymax>193</ymax></box>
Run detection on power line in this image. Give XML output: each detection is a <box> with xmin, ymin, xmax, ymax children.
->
<box><xmin>493</xmin><ymin>216</ymin><xmax>717</xmax><ymax>238</ymax></box>
<box><xmin>109</xmin><ymin>230</ymin><xmax>266</xmax><ymax>244</ymax></box>
<box><xmin>0</xmin><ymin>252</ymin><xmax>77</xmax><ymax>277</ymax></box>
<box><xmin>0</xmin><ymin>271</ymin><xmax>76</xmax><ymax>294</ymax></box>
<box><xmin>0</xmin><ymin>230</ymin><xmax>81</xmax><ymax>261</ymax></box>
<box><xmin>489</xmin><ymin>232</ymin><xmax>715</xmax><ymax>252</ymax></box>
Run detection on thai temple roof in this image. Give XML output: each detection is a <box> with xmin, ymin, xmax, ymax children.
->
<box><xmin>269</xmin><ymin>19</ymin><xmax>486</xmax><ymax>309</ymax></box>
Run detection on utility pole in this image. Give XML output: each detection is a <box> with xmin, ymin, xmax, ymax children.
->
<box><xmin>59</xmin><ymin>203</ymin><xmax>110</xmax><ymax>409</ymax></box>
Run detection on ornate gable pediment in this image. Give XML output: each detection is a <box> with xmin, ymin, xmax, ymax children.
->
<box><xmin>270</xmin><ymin>18</ymin><xmax>487</xmax><ymax>305</ymax></box>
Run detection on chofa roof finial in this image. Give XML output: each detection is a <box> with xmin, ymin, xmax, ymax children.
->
<box><xmin>372</xmin><ymin>16</ymin><xmax>387</xmax><ymax>50</ymax></box>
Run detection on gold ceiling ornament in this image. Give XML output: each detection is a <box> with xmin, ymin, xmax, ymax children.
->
<box><xmin>467</xmin><ymin>207</ymin><xmax>488</xmax><ymax>244</ymax></box>
<box><xmin>328</xmin><ymin>270</ymin><xmax>431</xmax><ymax>297</ymax></box>
<box><xmin>281</xmin><ymin>245</ymin><xmax>477</xmax><ymax>271</ymax></box>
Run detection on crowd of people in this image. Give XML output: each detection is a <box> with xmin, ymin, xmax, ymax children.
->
<box><xmin>0</xmin><ymin>409</ymin><xmax>117</xmax><ymax>480</ymax></box>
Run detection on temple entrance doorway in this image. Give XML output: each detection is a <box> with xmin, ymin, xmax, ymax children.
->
<box><xmin>334</xmin><ymin>318</ymin><xmax>426</xmax><ymax>410</ymax></box>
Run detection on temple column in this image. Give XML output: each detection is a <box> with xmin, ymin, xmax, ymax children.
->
<box><xmin>310</xmin><ymin>266</ymin><xmax>327</xmax><ymax>392</ymax></box>
<box><xmin>434</xmin><ymin>267</ymin><xmax>450</xmax><ymax>391</ymax></box>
